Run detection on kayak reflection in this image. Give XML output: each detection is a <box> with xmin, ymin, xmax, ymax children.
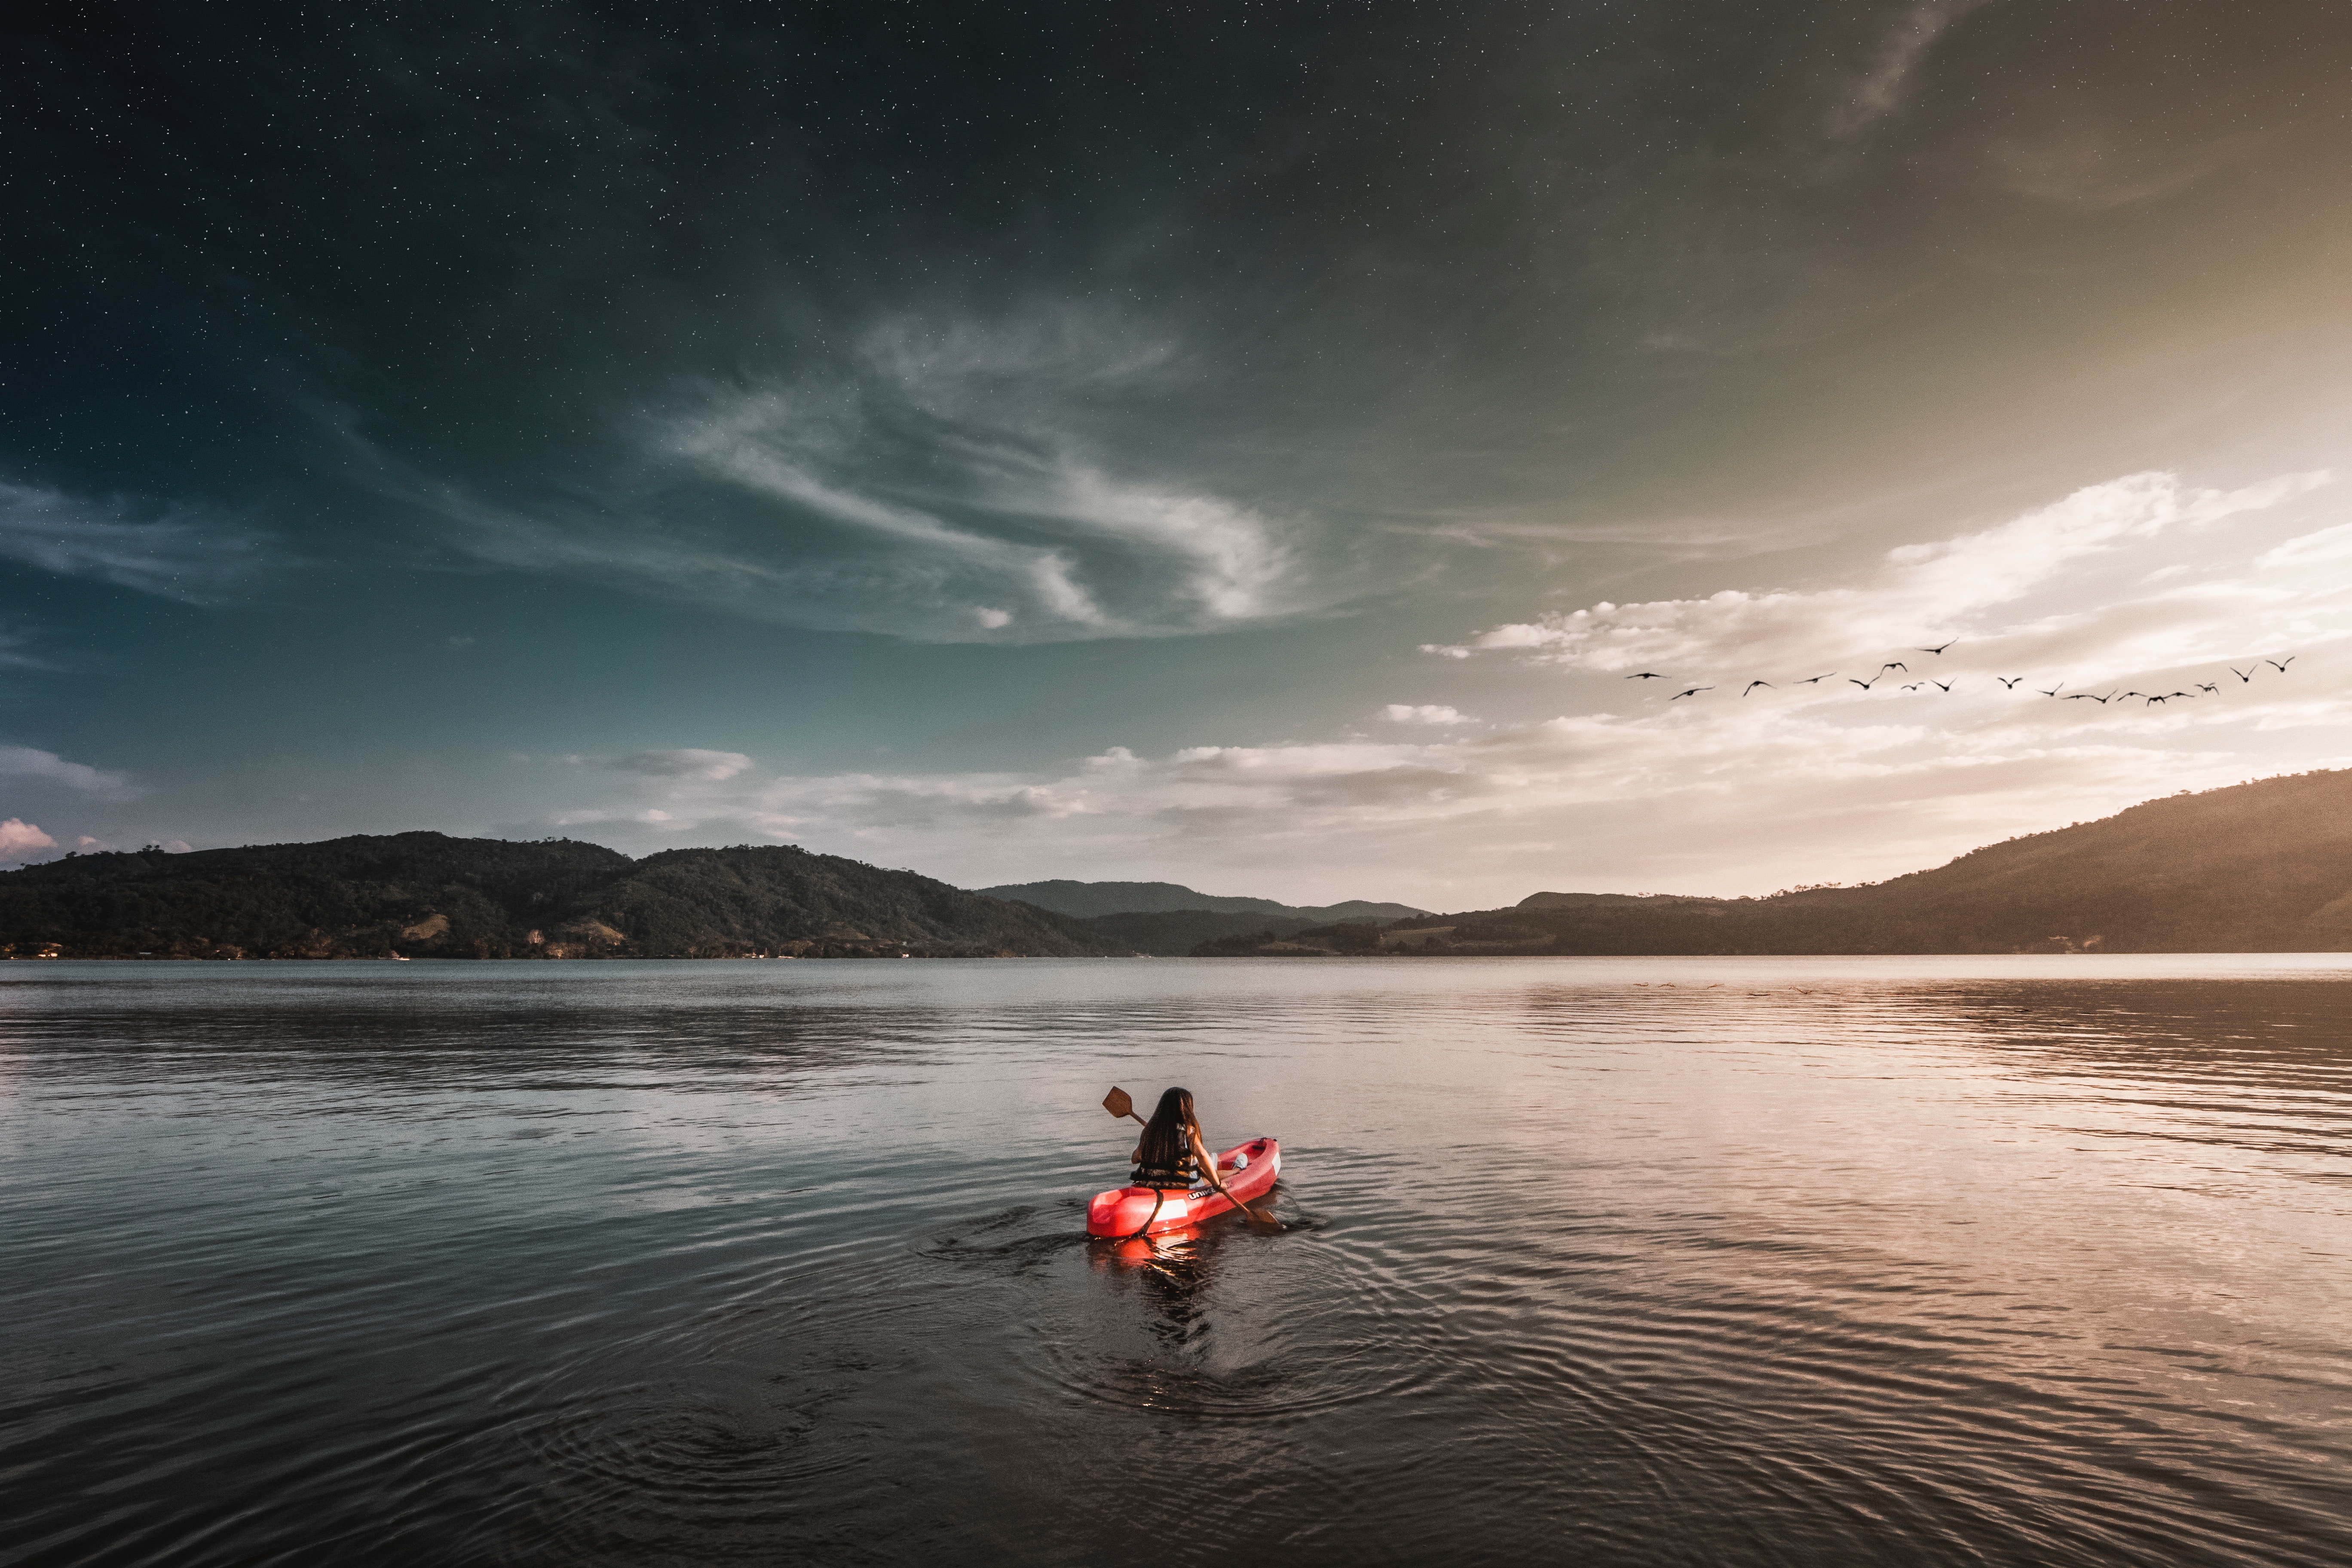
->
<box><xmin>1088</xmin><ymin>1225</ymin><xmax>1225</xmax><ymax>1341</ymax></box>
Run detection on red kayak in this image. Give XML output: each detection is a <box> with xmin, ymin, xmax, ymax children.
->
<box><xmin>1086</xmin><ymin>1136</ymin><xmax>1280</xmax><ymax>1237</ymax></box>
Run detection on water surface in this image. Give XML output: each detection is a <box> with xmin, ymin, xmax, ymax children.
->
<box><xmin>5</xmin><ymin>956</ymin><xmax>2350</xmax><ymax>1565</ymax></box>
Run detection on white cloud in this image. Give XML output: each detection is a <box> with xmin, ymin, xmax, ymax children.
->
<box><xmin>1429</xmin><ymin>470</ymin><xmax>2336</xmax><ymax>679</ymax></box>
<box><xmin>574</xmin><ymin>749</ymin><xmax>753</xmax><ymax>781</ymax></box>
<box><xmin>2259</xmin><ymin>521</ymin><xmax>2352</xmax><ymax>570</ymax></box>
<box><xmin>0</xmin><ymin>746</ymin><xmax>136</xmax><ymax>798</ymax></box>
<box><xmin>0</xmin><ymin>479</ymin><xmax>275</xmax><ymax>603</ymax></box>
<box><xmin>1038</xmin><ymin>465</ymin><xmax>1292</xmax><ymax>622</ymax></box>
<box><xmin>0</xmin><ymin>818</ymin><xmax>55</xmax><ymax>864</ymax></box>
<box><xmin>1383</xmin><ymin>704</ymin><xmax>1475</xmax><ymax>726</ymax></box>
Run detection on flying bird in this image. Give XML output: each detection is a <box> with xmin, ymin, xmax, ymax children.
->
<box><xmin>2230</xmin><ymin>666</ymin><xmax>2254</xmax><ymax>683</ymax></box>
<box><xmin>1880</xmin><ymin>662</ymin><xmax>1908</xmax><ymax>675</ymax></box>
<box><xmin>2196</xmin><ymin>683</ymin><xmax>2218</xmax><ymax>695</ymax></box>
<box><xmin>2037</xmin><ymin>683</ymin><xmax>2064</xmax><ymax>697</ymax></box>
<box><xmin>2063</xmin><ymin>692</ymin><xmax>2097</xmax><ymax>701</ymax></box>
<box><xmin>1627</xmin><ymin>672</ymin><xmax>1669</xmax><ymax>680</ymax></box>
<box><xmin>1849</xmin><ymin>677</ymin><xmax>1877</xmax><ymax>690</ymax></box>
<box><xmin>1741</xmin><ymin>680</ymin><xmax>1773</xmax><ymax>696</ymax></box>
<box><xmin>1931</xmin><ymin>680</ymin><xmax>1951</xmax><ymax>692</ymax></box>
<box><xmin>2268</xmin><ymin>656</ymin><xmax>2297</xmax><ymax>673</ymax></box>
<box><xmin>1900</xmin><ymin>682</ymin><xmax>1923</xmax><ymax>691</ymax></box>
<box><xmin>2122</xmin><ymin>691</ymin><xmax>2149</xmax><ymax>700</ymax></box>
<box><xmin>2166</xmin><ymin>690</ymin><xmax>2196</xmax><ymax>700</ymax></box>
<box><xmin>1997</xmin><ymin>677</ymin><xmax>2023</xmax><ymax>690</ymax></box>
<box><xmin>2146</xmin><ymin>694</ymin><xmax>2169</xmax><ymax>705</ymax></box>
<box><xmin>1916</xmin><ymin>641</ymin><xmax>1957</xmax><ymax>655</ymax></box>
<box><xmin>1795</xmin><ymin>674</ymin><xmax>1834</xmax><ymax>684</ymax></box>
<box><xmin>1670</xmin><ymin>686</ymin><xmax>1712</xmax><ymax>699</ymax></box>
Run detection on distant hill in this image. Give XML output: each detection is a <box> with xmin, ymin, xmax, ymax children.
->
<box><xmin>974</xmin><ymin>878</ymin><xmax>1427</xmax><ymax>922</ymax></box>
<box><xmin>0</xmin><ymin>833</ymin><xmax>1110</xmax><ymax>959</ymax></box>
<box><xmin>1066</xmin><ymin>909</ymin><xmax>1322</xmax><ymax>956</ymax></box>
<box><xmin>1196</xmin><ymin>771</ymin><xmax>2352</xmax><ymax>956</ymax></box>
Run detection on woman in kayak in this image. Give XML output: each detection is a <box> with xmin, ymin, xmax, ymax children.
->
<box><xmin>1130</xmin><ymin>1086</ymin><xmax>1252</xmax><ymax>1209</ymax></box>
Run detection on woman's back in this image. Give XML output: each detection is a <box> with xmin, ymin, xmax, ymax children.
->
<box><xmin>1131</xmin><ymin>1086</ymin><xmax>1202</xmax><ymax>1189</ymax></box>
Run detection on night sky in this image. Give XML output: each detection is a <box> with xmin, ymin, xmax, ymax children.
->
<box><xmin>7</xmin><ymin>0</ymin><xmax>2350</xmax><ymax>906</ymax></box>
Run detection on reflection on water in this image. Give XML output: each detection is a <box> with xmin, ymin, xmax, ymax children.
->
<box><xmin>4</xmin><ymin>956</ymin><xmax>2351</xmax><ymax>1566</ymax></box>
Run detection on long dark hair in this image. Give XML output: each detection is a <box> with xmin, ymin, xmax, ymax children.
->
<box><xmin>1136</xmin><ymin>1086</ymin><xmax>1195</xmax><ymax>1170</ymax></box>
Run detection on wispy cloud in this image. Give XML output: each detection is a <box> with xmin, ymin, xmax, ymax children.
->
<box><xmin>1824</xmin><ymin>0</ymin><xmax>1991</xmax><ymax>141</ymax></box>
<box><xmin>0</xmin><ymin>746</ymin><xmax>137</xmax><ymax>799</ymax></box>
<box><xmin>397</xmin><ymin>303</ymin><xmax>1318</xmax><ymax>644</ymax></box>
<box><xmin>0</xmin><ymin>620</ymin><xmax>48</xmax><ymax>671</ymax></box>
<box><xmin>0</xmin><ymin>479</ymin><xmax>277</xmax><ymax>603</ymax></box>
<box><xmin>568</xmin><ymin>749</ymin><xmax>754</xmax><ymax>781</ymax></box>
<box><xmin>2259</xmin><ymin>521</ymin><xmax>2352</xmax><ymax>570</ymax></box>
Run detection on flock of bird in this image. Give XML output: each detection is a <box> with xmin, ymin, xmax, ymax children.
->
<box><xmin>1627</xmin><ymin>642</ymin><xmax>2303</xmax><ymax>706</ymax></box>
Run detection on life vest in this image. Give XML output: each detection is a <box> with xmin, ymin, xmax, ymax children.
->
<box><xmin>1131</xmin><ymin>1136</ymin><xmax>1197</xmax><ymax>1190</ymax></box>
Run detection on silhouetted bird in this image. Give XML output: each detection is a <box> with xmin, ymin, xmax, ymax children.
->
<box><xmin>1917</xmin><ymin>641</ymin><xmax>1957</xmax><ymax>655</ymax></box>
<box><xmin>1795</xmin><ymin>674</ymin><xmax>1834</xmax><ymax>684</ymax></box>
<box><xmin>2122</xmin><ymin>691</ymin><xmax>2149</xmax><ymax>700</ymax></box>
<box><xmin>2269</xmin><ymin>656</ymin><xmax>2297</xmax><ymax>672</ymax></box>
<box><xmin>1931</xmin><ymin>680</ymin><xmax>1951</xmax><ymax>692</ymax></box>
<box><xmin>2230</xmin><ymin>666</ymin><xmax>2255</xmax><ymax>683</ymax></box>
<box><xmin>1741</xmin><ymin>680</ymin><xmax>1773</xmax><ymax>696</ymax></box>
<box><xmin>1670</xmin><ymin>686</ymin><xmax>1712</xmax><ymax>699</ymax></box>
<box><xmin>1997</xmin><ymin>677</ymin><xmax>2023</xmax><ymax>690</ymax></box>
<box><xmin>2037</xmin><ymin>683</ymin><xmax>2064</xmax><ymax>696</ymax></box>
<box><xmin>1900</xmin><ymin>682</ymin><xmax>1923</xmax><ymax>691</ymax></box>
<box><xmin>1849</xmin><ymin>677</ymin><xmax>1877</xmax><ymax>690</ymax></box>
<box><xmin>1627</xmin><ymin>672</ymin><xmax>1669</xmax><ymax>680</ymax></box>
<box><xmin>2064</xmin><ymin>692</ymin><xmax>2096</xmax><ymax>700</ymax></box>
<box><xmin>2146</xmin><ymin>694</ymin><xmax>2168</xmax><ymax>705</ymax></box>
<box><xmin>2167</xmin><ymin>690</ymin><xmax>2195</xmax><ymax>699</ymax></box>
<box><xmin>2196</xmin><ymin>683</ymin><xmax>2218</xmax><ymax>695</ymax></box>
<box><xmin>1880</xmin><ymin>662</ymin><xmax>1908</xmax><ymax>674</ymax></box>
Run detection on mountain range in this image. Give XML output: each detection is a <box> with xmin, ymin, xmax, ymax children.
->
<box><xmin>1194</xmin><ymin>770</ymin><xmax>2352</xmax><ymax>956</ymax></box>
<box><xmin>6</xmin><ymin>770</ymin><xmax>2344</xmax><ymax>959</ymax></box>
<box><xmin>972</xmin><ymin>879</ymin><xmax>1427</xmax><ymax>922</ymax></box>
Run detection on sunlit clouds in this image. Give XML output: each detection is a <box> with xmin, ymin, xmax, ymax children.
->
<box><xmin>1429</xmin><ymin>471</ymin><xmax>2338</xmax><ymax>687</ymax></box>
<box><xmin>500</xmin><ymin>464</ymin><xmax>2352</xmax><ymax>906</ymax></box>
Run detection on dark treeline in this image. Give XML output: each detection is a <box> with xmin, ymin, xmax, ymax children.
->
<box><xmin>11</xmin><ymin>770</ymin><xmax>2346</xmax><ymax>960</ymax></box>
<box><xmin>0</xmin><ymin>834</ymin><xmax>1109</xmax><ymax>959</ymax></box>
<box><xmin>1196</xmin><ymin>770</ymin><xmax>2352</xmax><ymax>956</ymax></box>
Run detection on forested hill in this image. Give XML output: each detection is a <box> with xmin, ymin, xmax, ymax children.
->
<box><xmin>1198</xmin><ymin>770</ymin><xmax>2352</xmax><ymax>956</ymax></box>
<box><xmin>0</xmin><ymin>833</ymin><xmax>1108</xmax><ymax>959</ymax></box>
<box><xmin>974</xmin><ymin>878</ymin><xmax>1426</xmax><ymax>922</ymax></box>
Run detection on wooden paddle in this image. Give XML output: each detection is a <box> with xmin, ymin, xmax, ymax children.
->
<box><xmin>1103</xmin><ymin>1086</ymin><xmax>1278</xmax><ymax>1228</ymax></box>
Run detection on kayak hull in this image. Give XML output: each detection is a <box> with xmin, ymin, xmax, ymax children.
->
<box><xmin>1086</xmin><ymin>1136</ymin><xmax>1280</xmax><ymax>1237</ymax></box>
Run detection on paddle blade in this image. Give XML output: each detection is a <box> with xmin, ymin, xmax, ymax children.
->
<box><xmin>1102</xmin><ymin>1086</ymin><xmax>1134</xmax><ymax>1121</ymax></box>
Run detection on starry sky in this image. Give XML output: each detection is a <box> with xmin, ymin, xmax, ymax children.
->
<box><xmin>6</xmin><ymin>0</ymin><xmax>2351</xmax><ymax>908</ymax></box>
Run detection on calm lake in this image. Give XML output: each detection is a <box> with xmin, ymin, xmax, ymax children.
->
<box><xmin>5</xmin><ymin>956</ymin><xmax>2350</xmax><ymax>1566</ymax></box>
